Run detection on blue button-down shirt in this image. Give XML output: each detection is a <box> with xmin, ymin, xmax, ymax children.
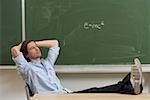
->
<box><xmin>13</xmin><ymin>47</ymin><xmax>71</xmax><ymax>94</ymax></box>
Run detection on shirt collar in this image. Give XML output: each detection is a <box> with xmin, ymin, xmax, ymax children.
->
<box><xmin>31</xmin><ymin>59</ymin><xmax>41</xmax><ymax>64</ymax></box>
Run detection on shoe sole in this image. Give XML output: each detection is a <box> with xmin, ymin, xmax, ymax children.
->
<box><xmin>132</xmin><ymin>58</ymin><xmax>142</xmax><ymax>94</ymax></box>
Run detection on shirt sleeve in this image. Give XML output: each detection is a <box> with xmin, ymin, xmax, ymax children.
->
<box><xmin>45</xmin><ymin>47</ymin><xmax>60</xmax><ymax>66</ymax></box>
<box><xmin>12</xmin><ymin>53</ymin><xmax>30</xmax><ymax>79</ymax></box>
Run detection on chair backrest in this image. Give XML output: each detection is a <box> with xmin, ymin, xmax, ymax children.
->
<box><xmin>25</xmin><ymin>83</ymin><xmax>34</xmax><ymax>100</ymax></box>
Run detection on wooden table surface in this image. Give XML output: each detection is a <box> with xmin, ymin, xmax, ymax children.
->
<box><xmin>31</xmin><ymin>93</ymin><xmax>150</xmax><ymax>100</ymax></box>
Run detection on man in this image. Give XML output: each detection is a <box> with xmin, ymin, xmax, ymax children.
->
<box><xmin>11</xmin><ymin>39</ymin><xmax>143</xmax><ymax>96</ymax></box>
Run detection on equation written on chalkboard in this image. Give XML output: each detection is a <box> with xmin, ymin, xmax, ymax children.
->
<box><xmin>83</xmin><ymin>20</ymin><xmax>104</xmax><ymax>30</ymax></box>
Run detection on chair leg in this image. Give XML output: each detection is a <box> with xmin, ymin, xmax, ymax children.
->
<box><xmin>25</xmin><ymin>85</ymin><xmax>30</xmax><ymax>100</ymax></box>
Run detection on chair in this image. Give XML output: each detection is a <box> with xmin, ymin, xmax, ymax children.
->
<box><xmin>25</xmin><ymin>83</ymin><xmax>34</xmax><ymax>100</ymax></box>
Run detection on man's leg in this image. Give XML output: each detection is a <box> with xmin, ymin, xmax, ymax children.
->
<box><xmin>73</xmin><ymin>58</ymin><xmax>143</xmax><ymax>94</ymax></box>
<box><xmin>73</xmin><ymin>73</ymin><xmax>134</xmax><ymax>94</ymax></box>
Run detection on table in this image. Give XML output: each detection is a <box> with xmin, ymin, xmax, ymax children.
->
<box><xmin>31</xmin><ymin>93</ymin><xmax>150</xmax><ymax>100</ymax></box>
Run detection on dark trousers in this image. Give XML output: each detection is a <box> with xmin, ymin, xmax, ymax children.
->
<box><xmin>73</xmin><ymin>73</ymin><xmax>143</xmax><ymax>94</ymax></box>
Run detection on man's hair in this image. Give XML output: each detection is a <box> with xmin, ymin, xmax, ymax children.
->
<box><xmin>20</xmin><ymin>40</ymin><xmax>34</xmax><ymax>62</ymax></box>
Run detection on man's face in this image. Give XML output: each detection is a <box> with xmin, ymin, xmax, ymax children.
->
<box><xmin>26</xmin><ymin>41</ymin><xmax>42</xmax><ymax>60</ymax></box>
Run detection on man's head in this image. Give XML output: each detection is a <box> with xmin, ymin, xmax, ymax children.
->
<box><xmin>20</xmin><ymin>40</ymin><xmax>42</xmax><ymax>62</ymax></box>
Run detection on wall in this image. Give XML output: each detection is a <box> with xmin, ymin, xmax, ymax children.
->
<box><xmin>0</xmin><ymin>69</ymin><xmax>149</xmax><ymax>100</ymax></box>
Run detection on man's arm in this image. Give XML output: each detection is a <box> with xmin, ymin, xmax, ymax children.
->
<box><xmin>35</xmin><ymin>40</ymin><xmax>59</xmax><ymax>48</ymax></box>
<box><xmin>11</xmin><ymin>43</ymin><xmax>30</xmax><ymax>80</ymax></box>
<box><xmin>40</xmin><ymin>40</ymin><xmax>60</xmax><ymax>66</ymax></box>
<box><xmin>11</xmin><ymin>43</ymin><xmax>22</xmax><ymax>58</ymax></box>
<box><xmin>11</xmin><ymin>39</ymin><xmax>59</xmax><ymax>58</ymax></box>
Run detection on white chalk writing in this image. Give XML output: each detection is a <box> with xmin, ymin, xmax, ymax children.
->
<box><xmin>83</xmin><ymin>20</ymin><xmax>104</xmax><ymax>30</ymax></box>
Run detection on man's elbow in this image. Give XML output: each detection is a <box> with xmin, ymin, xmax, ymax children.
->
<box><xmin>11</xmin><ymin>46</ymin><xmax>17</xmax><ymax>53</ymax></box>
<box><xmin>52</xmin><ymin>40</ymin><xmax>59</xmax><ymax>47</ymax></box>
<box><xmin>55</xmin><ymin>40</ymin><xmax>59</xmax><ymax>47</ymax></box>
<box><xmin>11</xmin><ymin>46</ymin><xmax>21</xmax><ymax>58</ymax></box>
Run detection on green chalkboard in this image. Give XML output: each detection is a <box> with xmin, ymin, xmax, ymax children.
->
<box><xmin>1</xmin><ymin>0</ymin><xmax>150</xmax><ymax>65</ymax></box>
<box><xmin>26</xmin><ymin>0</ymin><xmax>150</xmax><ymax>65</ymax></box>
<box><xmin>0</xmin><ymin>0</ymin><xmax>22</xmax><ymax>65</ymax></box>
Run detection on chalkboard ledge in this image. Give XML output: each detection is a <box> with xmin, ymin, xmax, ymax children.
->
<box><xmin>0</xmin><ymin>65</ymin><xmax>150</xmax><ymax>73</ymax></box>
